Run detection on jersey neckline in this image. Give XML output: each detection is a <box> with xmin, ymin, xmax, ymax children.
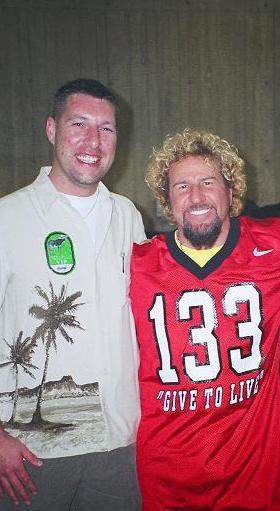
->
<box><xmin>165</xmin><ymin>217</ymin><xmax>240</xmax><ymax>279</ymax></box>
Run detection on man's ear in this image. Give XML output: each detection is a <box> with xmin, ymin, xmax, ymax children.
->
<box><xmin>45</xmin><ymin>117</ymin><xmax>56</xmax><ymax>145</ymax></box>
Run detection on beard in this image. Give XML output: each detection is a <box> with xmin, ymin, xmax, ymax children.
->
<box><xmin>182</xmin><ymin>212</ymin><xmax>222</xmax><ymax>249</ymax></box>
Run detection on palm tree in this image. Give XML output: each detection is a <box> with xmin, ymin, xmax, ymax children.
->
<box><xmin>0</xmin><ymin>331</ymin><xmax>38</xmax><ymax>425</ymax></box>
<box><xmin>29</xmin><ymin>282</ymin><xmax>84</xmax><ymax>425</ymax></box>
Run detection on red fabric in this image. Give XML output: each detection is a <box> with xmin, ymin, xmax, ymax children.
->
<box><xmin>130</xmin><ymin>217</ymin><xmax>280</xmax><ymax>511</ymax></box>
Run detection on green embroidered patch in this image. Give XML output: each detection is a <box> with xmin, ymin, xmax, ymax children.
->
<box><xmin>45</xmin><ymin>232</ymin><xmax>75</xmax><ymax>274</ymax></box>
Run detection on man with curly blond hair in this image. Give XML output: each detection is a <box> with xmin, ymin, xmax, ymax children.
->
<box><xmin>130</xmin><ymin>128</ymin><xmax>280</xmax><ymax>510</ymax></box>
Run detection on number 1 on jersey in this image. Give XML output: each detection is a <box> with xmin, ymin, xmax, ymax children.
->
<box><xmin>149</xmin><ymin>295</ymin><xmax>179</xmax><ymax>383</ymax></box>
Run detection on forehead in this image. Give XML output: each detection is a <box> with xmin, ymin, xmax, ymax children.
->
<box><xmin>169</xmin><ymin>155</ymin><xmax>222</xmax><ymax>181</ymax></box>
<box><xmin>61</xmin><ymin>93</ymin><xmax>116</xmax><ymax>120</ymax></box>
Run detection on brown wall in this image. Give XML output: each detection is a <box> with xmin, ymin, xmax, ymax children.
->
<box><xmin>0</xmin><ymin>0</ymin><xmax>279</xmax><ymax>230</ymax></box>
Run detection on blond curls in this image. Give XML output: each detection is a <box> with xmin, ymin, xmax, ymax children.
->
<box><xmin>145</xmin><ymin>128</ymin><xmax>247</xmax><ymax>224</ymax></box>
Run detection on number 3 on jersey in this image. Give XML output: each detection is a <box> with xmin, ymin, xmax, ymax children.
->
<box><xmin>149</xmin><ymin>283</ymin><xmax>262</xmax><ymax>384</ymax></box>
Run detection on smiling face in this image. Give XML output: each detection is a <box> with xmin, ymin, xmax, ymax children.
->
<box><xmin>168</xmin><ymin>155</ymin><xmax>232</xmax><ymax>249</ymax></box>
<box><xmin>46</xmin><ymin>93</ymin><xmax>117</xmax><ymax>196</ymax></box>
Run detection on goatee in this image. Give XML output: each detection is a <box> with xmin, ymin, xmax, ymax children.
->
<box><xmin>182</xmin><ymin>215</ymin><xmax>222</xmax><ymax>249</ymax></box>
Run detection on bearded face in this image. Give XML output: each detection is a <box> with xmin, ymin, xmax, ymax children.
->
<box><xmin>168</xmin><ymin>155</ymin><xmax>232</xmax><ymax>249</ymax></box>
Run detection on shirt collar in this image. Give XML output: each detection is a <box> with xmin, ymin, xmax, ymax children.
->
<box><xmin>32</xmin><ymin>166</ymin><xmax>111</xmax><ymax>216</ymax></box>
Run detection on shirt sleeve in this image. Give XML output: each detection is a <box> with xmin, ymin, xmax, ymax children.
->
<box><xmin>132</xmin><ymin>207</ymin><xmax>146</xmax><ymax>244</ymax></box>
<box><xmin>0</xmin><ymin>247</ymin><xmax>9</xmax><ymax>309</ymax></box>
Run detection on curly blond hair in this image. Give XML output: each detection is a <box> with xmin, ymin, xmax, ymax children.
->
<box><xmin>145</xmin><ymin>128</ymin><xmax>247</xmax><ymax>223</ymax></box>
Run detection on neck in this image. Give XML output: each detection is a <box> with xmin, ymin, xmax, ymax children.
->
<box><xmin>49</xmin><ymin>168</ymin><xmax>98</xmax><ymax>197</ymax></box>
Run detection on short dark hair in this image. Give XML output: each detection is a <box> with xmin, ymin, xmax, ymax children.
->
<box><xmin>52</xmin><ymin>78</ymin><xmax>119</xmax><ymax>119</ymax></box>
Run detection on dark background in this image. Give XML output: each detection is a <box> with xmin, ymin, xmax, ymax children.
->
<box><xmin>0</xmin><ymin>0</ymin><xmax>279</xmax><ymax>230</ymax></box>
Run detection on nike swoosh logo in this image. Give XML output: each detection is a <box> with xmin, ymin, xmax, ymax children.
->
<box><xmin>253</xmin><ymin>247</ymin><xmax>274</xmax><ymax>257</ymax></box>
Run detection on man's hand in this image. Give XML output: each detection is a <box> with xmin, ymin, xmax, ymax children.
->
<box><xmin>0</xmin><ymin>429</ymin><xmax>42</xmax><ymax>506</ymax></box>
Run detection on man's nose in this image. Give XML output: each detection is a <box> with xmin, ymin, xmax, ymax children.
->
<box><xmin>88</xmin><ymin>127</ymin><xmax>100</xmax><ymax>148</ymax></box>
<box><xmin>189</xmin><ymin>184</ymin><xmax>205</xmax><ymax>203</ymax></box>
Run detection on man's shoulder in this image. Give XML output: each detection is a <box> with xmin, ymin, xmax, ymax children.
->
<box><xmin>0</xmin><ymin>173</ymin><xmax>43</xmax><ymax>229</ymax></box>
<box><xmin>0</xmin><ymin>183</ymin><xmax>32</xmax><ymax>211</ymax></box>
<box><xmin>240</xmin><ymin>216</ymin><xmax>280</xmax><ymax>257</ymax></box>
<box><xmin>134</xmin><ymin>232</ymin><xmax>165</xmax><ymax>246</ymax></box>
<box><xmin>110</xmin><ymin>190</ymin><xmax>137</xmax><ymax>209</ymax></box>
<box><xmin>0</xmin><ymin>170</ymin><xmax>50</xmax><ymax>215</ymax></box>
<box><xmin>109</xmin><ymin>190</ymin><xmax>144</xmax><ymax>224</ymax></box>
<box><xmin>132</xmin><ymin>233</ymin><xmax>167</xmax><ymax>261</ymax></box>
<box><xmin>241</xmin><ymin>215</ymin><xmax>280</xmax><ymax>238</ymax></box>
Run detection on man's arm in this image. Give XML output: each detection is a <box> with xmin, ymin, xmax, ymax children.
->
<box><xmin>132</xmin><ymin>207</ymin><xmax>146</xmax><ymax>243</ymax></box>
<box><xmin>0</xmin><ymin>426</ymin><xmax>42</xmax><ymax>505</ymax></box>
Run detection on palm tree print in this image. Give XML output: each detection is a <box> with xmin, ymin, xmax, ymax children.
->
<box><xmin>29</xmin><ymin>282</ymin><xmax>84</xmax><ymax>426</ymax></box>
<box><xmin>0</xmin><ymin>331</ymin><xmax>38</xmax><ymax>425</ymax></box>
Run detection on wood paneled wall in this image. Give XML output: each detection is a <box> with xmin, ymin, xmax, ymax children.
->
<box><xmin>0</xmin><ymin>0</ymin><xmax>279</xmax><ymax>230</ymax></box>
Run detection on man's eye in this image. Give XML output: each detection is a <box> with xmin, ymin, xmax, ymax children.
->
<box><xmin>72</xmin><ymin>122</ymin><xmax>84</xmax><ymax>127</ymax></box>
<box><xmin>100</xmin><ymin>127</ymin><xmax>114</xmax><ymax>133</ymax></box>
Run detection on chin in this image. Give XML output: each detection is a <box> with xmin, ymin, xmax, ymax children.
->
<box><xmin>183</xmin><ymin>217</ymin><xmax>222</xmax><ymax>249</ymax></box>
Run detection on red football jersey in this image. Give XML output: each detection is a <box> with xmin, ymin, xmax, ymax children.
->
<box><xmin>130</xmin><ymin>217</ymin><xmax>280</xmax><ymax>511</ymax></box>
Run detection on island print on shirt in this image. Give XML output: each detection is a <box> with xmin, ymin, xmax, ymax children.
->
<box><xmin>0</xmin><ymin>281</ymin><xmax>106</xmax><ymax>457</ymax></box>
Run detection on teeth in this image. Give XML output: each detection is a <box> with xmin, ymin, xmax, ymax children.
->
<box><xmin>77</xmin><ymin>154</ymin><xmax>99</xmax><ymax>164</ymax></box>
<box><xmin>190</xmin><ymin>209</ymin><xmax>210</xmax><ymax>215</ymax></box>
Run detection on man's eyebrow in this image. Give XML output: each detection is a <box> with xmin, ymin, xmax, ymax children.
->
<box><xmin>100</xmin><ymin>120</ymin><xmax>116</xmax><ymax>125</ymax></box>
<box><xmin>171</xmin><ymin>179</ymin><xmax>190</xmax><ymax>188</ymax></box>
<box><xmin>173</xmin><ymin>174</ymin><xmax>217</xmax><ymax>184</ymax></box>
<box><xmin>66</xmin><ymin>115</ymin><xmax>115</xmax><ymax>125</ymax></box>
<box><xmin>66</xmin><ymin>114</ymin><xmax>88</xmax><ymax>121</ymax></box>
